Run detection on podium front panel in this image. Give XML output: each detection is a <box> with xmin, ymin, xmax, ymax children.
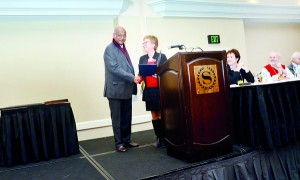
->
<box><xmin>159</xmin><ymin>70</ymin><xmax>186</xmax><ymax>147</ymax></box>
<box><xmin>157</xmin><ymin>51</ymin><xmax>233</xmax><ymax>162</ymax></box>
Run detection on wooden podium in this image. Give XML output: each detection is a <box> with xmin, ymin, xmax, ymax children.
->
<box><xmin>157</xmin><ymin>51</ymin><xmax>233</xmax><ymax>162</ymax></box>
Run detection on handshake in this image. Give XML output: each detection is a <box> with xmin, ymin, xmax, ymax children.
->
<box><xmin>134</xmin><ymin>76</ymin><xmax>141</xmax><ymax>84</ymax></box>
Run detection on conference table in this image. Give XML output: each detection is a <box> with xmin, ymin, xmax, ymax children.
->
<box><xmin>0</xmin><ymin>102</ymin><xmax>79</xmax><ymax>167</ymax></box>
<box><xmin>230</xmin><ymin>79</ymin><xmax>300</xmax><ymax>149</ymax></box>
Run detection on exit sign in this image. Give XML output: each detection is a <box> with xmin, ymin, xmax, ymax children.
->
<box><xmin>207</xmin><ymin>35</ymin><xmax>220</xmax><ymax>44</ymax></box>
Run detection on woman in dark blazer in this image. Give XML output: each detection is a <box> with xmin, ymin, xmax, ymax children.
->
<box><xmin>138</xmin><ymin>35</ymin><xmax>167</xmax><ymax>148</ymax></box>
<box><xmin>226</xmin><ymin>48</ymin><xmax>254</xmax><ymax>85</ymax></box>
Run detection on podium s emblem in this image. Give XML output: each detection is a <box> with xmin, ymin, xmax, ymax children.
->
<box><xmin>194</xmin><ymin>65</ymin><xmax>219</xmax><ymax>94</ymax></box>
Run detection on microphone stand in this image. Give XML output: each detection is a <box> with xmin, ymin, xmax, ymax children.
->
<box><xmin>169</xmin><ymin>45</ymin><xmax>203</xmax><ymax>52</ymax></box>
<box><xmin>156</xmin><ymin>50</ymin><xmax>162</xmax><ymax>67</ymax></box>
<box><xmin>184</xmin><ymin>47</ymin><xmax>204</xmax><ymax>52</ymax></box>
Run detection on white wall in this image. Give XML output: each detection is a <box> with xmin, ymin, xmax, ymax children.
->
<box><xmin>0</xmin><ymin>16</ymin><xmax>113</xmax><ymax>122</ymax></box>
<box><xmin>244</xmin><ymin>21</ymin><xmax>300</xmax><ymax>74</ymax></box>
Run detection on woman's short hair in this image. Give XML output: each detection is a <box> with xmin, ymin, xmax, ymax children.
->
<box><xmin>226</xmin><ymin>48</ymin><xmax>241</xmax><ymax>63</ymax></box>
<box><xmin>143</xmin><ymin>35</ymin><xmax>158</xmax><ymax>51</ymax></box>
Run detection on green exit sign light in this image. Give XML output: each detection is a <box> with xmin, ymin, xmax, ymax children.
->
<box><xmin>208</xmin><ymin>35</ymin><xmax>220</xmax><ymax>44</ymax></box>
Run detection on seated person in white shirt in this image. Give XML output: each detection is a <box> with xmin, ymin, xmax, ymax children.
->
<box><xmin>287</xmin><ymin>52</ymin><xmax>300</xmax><ymax>77</ymax></box>
<box><xmin>261</xmin><ymin>51</ymin><xmax>293</xmax><ymax>82</ymax></box>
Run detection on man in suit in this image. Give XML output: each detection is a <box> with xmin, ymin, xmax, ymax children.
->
<box><xmin>103</xmin><ymin>26</ymin><xmax>140</xmax><ymax>152</ymax></box>
<box><xmin>287</xmin><ymin>51</ymin><xmax>300</xmax><ymax>77</ymax></box>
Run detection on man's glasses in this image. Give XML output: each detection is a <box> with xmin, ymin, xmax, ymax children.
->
<box><xmin>116</xmin><ymin>34</ymin><xmax>126</xmax><ymax>38</ymax></box>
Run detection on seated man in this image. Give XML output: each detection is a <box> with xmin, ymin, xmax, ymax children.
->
<box><xmin>287</xmin><ymin>51</ymin><xmax>300</xmax><ymax>77</ymax></box>
<box><xmin>261</xmin><ymin>51</ymin><xmax>293</xmax><ymax>82</ymax></box>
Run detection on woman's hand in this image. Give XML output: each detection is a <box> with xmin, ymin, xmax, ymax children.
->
<box><xmin>237</xmin><ymin>62</ymin><xmax>249</xmax><ymax>72</ymax></box>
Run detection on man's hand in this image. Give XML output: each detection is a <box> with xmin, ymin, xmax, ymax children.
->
<box><xmin>134</xmin><ymin>76</ymin><xmax>140</xmax><ymax>84</ymax></box>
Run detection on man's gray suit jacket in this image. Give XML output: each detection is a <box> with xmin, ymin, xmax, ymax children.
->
<box><xmin>287</xmin><ymin>63</ymin><xmax>295</xmax><ymax>75</ymax></box>
<box><xmin>103</xmin><ymin>42</ymin><xmax>136</xmax><ymax>99</ymax></box>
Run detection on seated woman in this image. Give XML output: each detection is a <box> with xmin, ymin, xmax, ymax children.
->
<box><xmin>226</xmin><ymin>48</ymin><xmax>254</xmax><ymax>85</ymax></box>
<box><xmin>261</xmin><ymin>51</ymin><xmax>293</xmax><ymax>82</ymax></box>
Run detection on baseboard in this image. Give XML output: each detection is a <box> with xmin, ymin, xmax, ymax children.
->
<box><xmin>76</xmin><ymin>114</ymin><xmax>153</xmax><ymax>141</ymax></box>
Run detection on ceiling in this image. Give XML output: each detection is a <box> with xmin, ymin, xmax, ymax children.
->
<box><xmin>147</xmin><ymin>0</ymin><xmax>300</xmax><ymax>21</ymax></box>
<box><xmin>0</xmin><ymin>0</ymin><xmax>299</xmax><ymax>22</ymax></box>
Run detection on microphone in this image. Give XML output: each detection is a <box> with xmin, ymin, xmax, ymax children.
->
<box><xmin>168</xmin><ymin>45</ymin><xmax>184</xmax><ymax>50</ymax></box>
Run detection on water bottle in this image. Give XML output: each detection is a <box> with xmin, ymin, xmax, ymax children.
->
<box><xmin>261</xmin><ymin>72</ymin><xmax>268</xmax><ymax>83</ymax></box>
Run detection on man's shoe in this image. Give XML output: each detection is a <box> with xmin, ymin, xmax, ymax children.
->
<box><xmin>116</xmin><ymin>145</ymin><xmax>127</xmax><ymax>152</ymax></box>
<box><xmin>125</xmin><ymin>142</ymin><xmax>139</xmax><ymax>148</ymax></box>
